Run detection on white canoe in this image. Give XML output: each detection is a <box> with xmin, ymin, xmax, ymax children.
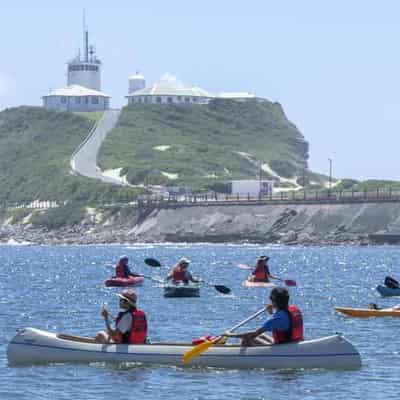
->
<box><xmin>7</xmin><ymin>327</ymin><xmax>361</xmax><ymax>370</ymax></box>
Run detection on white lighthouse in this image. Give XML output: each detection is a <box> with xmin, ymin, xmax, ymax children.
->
<box><xmin>42</xmin><ymin>21</ymin><xmax>110</xmax><ymax>112</ymax></box>
<box><xmin>67</xmin><ymin>26</ymin><xmax>101</xmax><ymax>91</ymax></box>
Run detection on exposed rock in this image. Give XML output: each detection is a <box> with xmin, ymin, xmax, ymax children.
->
<box><xmin>1</xmin><ymin>202</ymin><xmax>400</xmax><ymax>245</ymax></box>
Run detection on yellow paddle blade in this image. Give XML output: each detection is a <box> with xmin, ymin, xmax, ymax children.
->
<box><xmin>182</xmin><ymin>337</ymin><xmax>221</xmax><ymax>363</ymax></box>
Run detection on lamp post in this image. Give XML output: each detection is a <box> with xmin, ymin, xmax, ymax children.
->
<box><xmin>328</xmin><ymin>158</ymin><xmax>333</xmax><ymax>196</ymax></box>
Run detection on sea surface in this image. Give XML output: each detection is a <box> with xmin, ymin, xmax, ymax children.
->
<box><xmin>1</xmin><ymin>244</ymin><xmax>400</xmax><ymax>400</ymax></box>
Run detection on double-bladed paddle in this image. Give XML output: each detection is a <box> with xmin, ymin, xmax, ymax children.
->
<box><xmin>182</xmin><ymin>307</ymin><xmax>266</xmax><ymax>363</ymax></box>
<box><xmin>144</xmin><ymin>258</ymin><xmax>231</xmax><ymax>294</ymax></box>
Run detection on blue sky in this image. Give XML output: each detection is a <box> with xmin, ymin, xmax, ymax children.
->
<box><xmin>1</xmin><ymin>1</ymin><xmax>400</xmax><ymax>181</ymax></box>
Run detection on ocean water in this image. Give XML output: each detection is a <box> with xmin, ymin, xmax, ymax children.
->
<box><xmin>1</xmin><ymin>244</ymin><xmax>400</xmax><ymax>400</ymax></box>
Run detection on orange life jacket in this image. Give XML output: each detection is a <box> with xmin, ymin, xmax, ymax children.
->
<box><xmin>115</xmin><ymin>263</ymin><xmax>126</xmax><ymax>278</ymax></box>
<box><xmin>253</xmin><ymin>264</ymin><xmax>269</xmax><ymax>281</ymax></box>
<box><xmin>116</xmin><ymin>309</ymin><xmax>148</xmax><ymax>344</ymax></box>
<box><xmin>272</xmin><ymin>305</ymin><xmax>304</xmax><ymax>344</ymax></box>
<box><xmin>172</xmin><ymin>266</ymin><xmax>187</xmax><ymax>281</ymax></box>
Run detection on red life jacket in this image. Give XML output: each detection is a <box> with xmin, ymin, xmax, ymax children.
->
<box><xmin>115</xmin><ymin>309</ymin><xmax>148</xmax><ymax>344</ymax></box>
<box><xmin>253</xmin><ymin>265</ymin><xmax>269</xmax><ymax>281</ymax></box>
<box><xmin>172</xmin><ymin>266</ymin><xmax>187</xmax><ymax>281</ymax></box>
<box><xmin>272</xmin><ymin>305</ymin><xmax>304</xmax><ymax>344</ymax></box>
<box><xmin>115</xmin><ymin>263</ymin><xmax>125</xmax><ymax>278</ymax></box>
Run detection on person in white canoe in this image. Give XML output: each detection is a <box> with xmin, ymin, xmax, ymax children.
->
<box><xmin>95</xmin><ymin>289</ymin><xmax>148</xmax><ymax>344</ymax></box>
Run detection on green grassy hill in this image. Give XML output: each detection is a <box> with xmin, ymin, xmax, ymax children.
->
<box><xmin>98</xmin><ymin>99</ymin><xmax>309</xmax><ymax>189</ymax></box>
<box><xmin>0</xmin><ymin>106</ymin><xmax>140</xmax><ymax>203</ymax></box>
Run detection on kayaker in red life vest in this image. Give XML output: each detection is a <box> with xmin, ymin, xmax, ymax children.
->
<box><xmin>249</xmin><ymin>255</ymin><xmax>279</xmax><ymax>282</ymax></box>
<box><xmin>166</xmin><ymin>258</ymin><xmax>199</xmax><ymax>284</ymax></box>
<box><xmin>115</xmin><ymin>255</ymin><xmax>142</xmax><ymax>279</ymax></box>
<box><xmin>95</xmin><ymin>289</ymin><xmax>148</xmax><ymax>344</ymax></box>
<box><xmin>224</xmin><ymin>287</ymin><xmax>303</xmax><ymax>346</ymax></box>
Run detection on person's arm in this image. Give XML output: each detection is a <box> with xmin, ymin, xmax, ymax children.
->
<box><xmin>187</xmin><ymin>272</ymin><xmax>199</xmax><ymax>283</ymax></box>
<box><xmin>225</xmin><ymin>327</ymin><xmax>266</xmax><ymax>339</ymax></box>
<box><xmin>265</xmin><ymin>265</ymin><xmax>279</xmax><ymax>280</ymax></box>
<box><xmin>101</xmin><ymin>308</ymin><xmax>123</xmax><ymax>342</ymax></box>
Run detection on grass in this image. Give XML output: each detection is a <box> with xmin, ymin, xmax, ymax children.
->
<box><xmin>98</xmin><ymin>99</ymin><xmax>309</xmax><ymax>190</ymax></box>
<box><xmin>0</xmin><ymin>106</ymin><xmax>144</xmax><ymax>204</ymax></box>
<box><xmin>74</xmin><ymin>111</ymin><xmax>104</xmax><ymax>123</ymax></box>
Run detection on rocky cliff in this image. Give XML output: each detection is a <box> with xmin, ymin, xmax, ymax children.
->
<box><xmin>2</xmin><ymin>202</ymin><xmax>400</xmax><ymax>245</ymax></box>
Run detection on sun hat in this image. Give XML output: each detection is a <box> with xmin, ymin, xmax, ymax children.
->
<box><xmin>178</xmin><ymin>257</ymin><xmax>191</xmax><ymax>266</ymax></box>
<box><xmin>258</xmin><ymin>255</ymin><xmax>269</xmax><ymax>262</ymax></box>
<box><xmin>116</xmin><ymin>289</ymin><xmax>137</xmax><ymax>306</ymax></box>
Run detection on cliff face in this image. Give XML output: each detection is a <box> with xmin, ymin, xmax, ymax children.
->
<box><xmin>2</xmin><ymin>202</ymin><xmax>400</xmax><ymax>245</ymax></box>
<box><xmin>126</xmin><ymin>203</ymin><xmax>400</xmax><ymax>244</ymax></box>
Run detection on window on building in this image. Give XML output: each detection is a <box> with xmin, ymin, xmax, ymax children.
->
<box><xmin>91</xmin><ymin>97</ymin><xmax>99</xmax><ymax>104</ymax></box>
<box><xmin>156</xmin><ymin>97</ymin><xmax>162</xmax><ymax>103</ymax></box>
<box><xmin>138</xmin><ymin>97</ymin><xmax>142</xmax><ymax>103</ymax></box>
<box><xmin>60</xmin><ymin>97</ymin><xmax>67</xmax><ymax>104</ymax></box>
<box><xmin>167</xmin><ymin>97</ymin><xmax>173</xmax><ymax>104</ymax></box>
<box><xmin>177</xmin><ymin>96</ymin><xmax>182</xmax><ymax>101</ymax></box>
<box><xmin>84</xmin><ymin>97</ymin><xmax>89</xmax><ymax>104</ymax></box>
<box><xmin>192</xmin><ymin>97</ymin><xmax>197</xmax><ymax>102</ymax></box>
<box><xmin>144</xmin><ymin>97</ymin><xmax>149</xmax><ymax>103</ymax></box>
<box><xmin>185</xmin><ymin>97</ymin><xmax>190</xmax><ymax>103</ymax></box>
<box><xmin>76</xmin><ymin>97</ymin><xmax>81</xmax><ymax>104</ymax></box>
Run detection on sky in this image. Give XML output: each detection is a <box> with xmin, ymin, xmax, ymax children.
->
<box><xmin>1</xmin><ymin>1</ymin><xmax>400</xmax><ymax>181</ymax></box>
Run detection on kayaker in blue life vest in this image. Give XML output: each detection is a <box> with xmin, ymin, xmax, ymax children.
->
<box><xmin>115</xmin><ymin>255</ymin><xmax>142</xmax><ymax>279</ymax></box>
<box><xmin>95</xmin><ymin>289</ymin><xmax>148</xmax><ymax>344</ymax></box>
<box><xmin>224</xmin><ymin>287</ymin><xmax>303</xmax><ymax>346</ymax></box>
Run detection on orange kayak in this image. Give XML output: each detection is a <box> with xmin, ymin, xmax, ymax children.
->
<box><xmin>335</xmin><ymin>307</ymin><xmax>400</xmax><ymax>317</ymax></box>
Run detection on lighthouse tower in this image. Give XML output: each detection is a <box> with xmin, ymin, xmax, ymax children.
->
<box><xmin>67</xmin><ymin>24</ymin><xmax>101</xmax><ymax>91</ymax></box>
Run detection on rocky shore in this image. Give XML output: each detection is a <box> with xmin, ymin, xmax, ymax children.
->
<box><xmin>2</xmin><ymin>201</ymin><xmax>400</xmax><ymax>246</ymax></box>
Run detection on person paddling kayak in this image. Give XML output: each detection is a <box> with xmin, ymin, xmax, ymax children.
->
<box><xmin>224</xmin><ymin>287</ymin><xmax>303</xmax><ymax>346</ymax></box>
<box><xmin>115</xmin><ymin>255</ymin><xmax>142</xmax><ymax>279</ymax></box>
<box><xmin>95</xmin><ymin>289</ymin><xmax>148</xmax><ymax>344</ymax></box>
<box><xmin>166</xmin><ymin>257</ymin><xmax>199</xmax><ymax>284</ymax></box>
<box><xmin>249</xmin><ymin>255</ymin><xmax>279</xmax><ymax>283</ymax></box>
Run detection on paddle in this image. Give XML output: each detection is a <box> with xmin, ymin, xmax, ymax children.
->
<box><xmin>384</xmin><ymin>276</ymin><xmax>400</xmax><ymax>289</ymax></box>
<box><xmin>144</xmin><ymin>258</ymin><xmax>231</xmax><ymax>294</ymax></box>
<box><xmin>183</xmin><ymin>307</ymin><xmax>266</xmax><ymax>363</ymax></box>
<box><xmin>238</xmin><ymin>264</ymin><xmax>297</xmax><ymax>287</ymax></box>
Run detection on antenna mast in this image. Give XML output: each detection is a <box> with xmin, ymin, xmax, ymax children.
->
<box><xmin>83</xmin><ymin>9</ymin><xmax>88</xmax><ymax>62</ymax></box>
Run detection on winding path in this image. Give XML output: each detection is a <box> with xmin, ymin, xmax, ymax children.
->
<box><xmin>70</xmin><ymin>109</ymin><xmax>127</xmax><ymax>185</ymax></box>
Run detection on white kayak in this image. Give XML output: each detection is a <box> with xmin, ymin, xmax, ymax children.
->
<box><xmin>7</xmin><ymin>327</ymin><xmax>361</xmax><ymax>370</ymax></box>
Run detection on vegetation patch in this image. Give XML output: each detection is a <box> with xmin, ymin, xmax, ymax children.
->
<box><xmin>0</xmin><ymin>107</ymin><xmax>145</xmax><ymax>204</ymax></box>
<box><xmin>98</xmin><ymin>100</ymin><xmax>309</xmax><ymax>190</ymax></box>
<box><xmin>30</xmin><ymin>203</ymin><xmax>86</xmax><ymax>229</ymax></box>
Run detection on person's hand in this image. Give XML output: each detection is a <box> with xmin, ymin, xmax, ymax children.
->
<box><xmin>265</xmin><ymin>304</ymin><xmax>273</xmax><ymax>314</ymax></box>
<box><xmin>101</xmin><ymin>307</ymin><xmax>110</xmax><ymax>320</ymax></box>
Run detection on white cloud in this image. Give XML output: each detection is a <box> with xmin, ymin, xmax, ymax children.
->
<box><xmin>159</xmin><ymin>72</ymin><xmax>184</xmax><ymax>88</ymax></box>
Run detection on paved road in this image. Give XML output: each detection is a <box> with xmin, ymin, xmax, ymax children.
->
<box><xmin>70</xmin><ymin>109</ymin><xmax>126</xmax><ymax>185</ymax></box>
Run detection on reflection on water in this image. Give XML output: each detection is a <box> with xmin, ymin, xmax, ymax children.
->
<box><xmin>1</xmin><ymin>244</ymin><xmax>400</xmax><ymax>399</ymax></box>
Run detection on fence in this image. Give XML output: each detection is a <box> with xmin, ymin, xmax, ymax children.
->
<box><xmin>2</xmin><ymin>188</ymin><xmax>400</xmax><ymax>211</ymax></box>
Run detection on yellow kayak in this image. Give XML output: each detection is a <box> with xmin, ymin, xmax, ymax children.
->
<box><xmin>335</xmin><ymin>307</ymin><xmax>400</xmax><ymax>317</ymax></box>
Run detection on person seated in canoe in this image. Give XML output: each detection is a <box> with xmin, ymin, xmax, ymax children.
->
<box><xmin>224</xmin><ymin>287</ymin><xmax>303</xmax><ymax>346</ymax></box>
<box><xmin>166</xmin><ymin>257</ymin><xmax>199</xmax><ymax>284</ymax></box>
<box><xmin>115</xmin><ymin>255</ymin><xmax>142</xmax><ymax>279</ymax></box>
<box><xmin>249</xmin><ymin>255</ymin><xmax>279</xmax><ymax>282</ymax></box>
<box><xmin>95</xmin><ymin>289</ymin><xmax>148</xmax><ymax>344</ymax></box>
